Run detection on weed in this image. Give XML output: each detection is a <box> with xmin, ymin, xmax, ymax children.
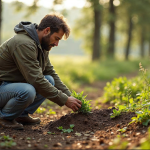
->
<box><xmin>110</xmin><ymin>109</ymin><xmax>122</xmax><ymax>118</ymax></box>
<box><xmin>35</xmin><ymin>107</ymin><xmax>46</xmax><ymax>114</ymax></box>
<box><xmin>0</xmin><ymin>135</ymin><xmax>16</xmax><ymax>148</ymax></box>
<box><xmin>46</xmin><ymin>109</ymin><xmax>56</xmax><ymax>115</ymax></box>
<box><xmin>71</xmin><ymin>90</ymin><xmax>92</xmax><ymax>113</ymax></box>
<box><xmin>57</xmin><ymin>124</ymin><xmax>75</xmax><ymax>133</ymax></box>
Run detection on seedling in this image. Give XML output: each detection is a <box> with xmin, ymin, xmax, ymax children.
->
<box><xmin>110</xmin><ymin>109</ymin><xmax>121</xmax><ymax>118</ymax></box>
<box><xmin>71</xmin><ymin>90</ymin><xmax>92</xmax><ymax>113</ymax></box>
<box><xmin>0</xmin><ymin>135</ymin><xmax>16</xmax><ymax>148</ymax></box>
<box><xmin>57</xmin><ymin>124</ymin><xmax>75</xmax><ymax>133</ymax></box>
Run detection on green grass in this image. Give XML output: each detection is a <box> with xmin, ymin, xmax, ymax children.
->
<box><xmin>49</xmin><ymin>55</ymin><xmax>150</xmax><ymax>90</ymax></box>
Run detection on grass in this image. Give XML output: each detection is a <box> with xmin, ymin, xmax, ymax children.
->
<box><xmin>49</xmin><ymin>55</ymin><xmax>150</xmax><ymax>90</ymax></box>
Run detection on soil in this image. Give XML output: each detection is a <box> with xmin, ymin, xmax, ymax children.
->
<box><xmin>0</xmin><ymin>71</ymin><xmax>148</xmax><ymax>149</ymax></box>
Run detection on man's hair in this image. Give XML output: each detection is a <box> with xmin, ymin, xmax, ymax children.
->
<box><xmin>37</xmin><ymin>13</ymin><xmax>70</xmax><ymax>39</ymax></box>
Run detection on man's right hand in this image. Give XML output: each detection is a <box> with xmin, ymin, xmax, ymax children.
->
<box><xmin>65</xmin><ymin>96</ymin><xmax>82</xmax><ymax>112</ymax></box>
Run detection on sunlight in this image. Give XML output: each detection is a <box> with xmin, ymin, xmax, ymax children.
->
<box><xmin>2</xmin><ymin>0</ymin><xmax>86</xmax><ymax>9</ymax></box>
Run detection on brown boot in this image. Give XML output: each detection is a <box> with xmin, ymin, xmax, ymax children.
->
<box><xmin>15</xmin><ymin>115</ymin><xmax>41</xmax><ymax>125</ymax></box>
<box><xmin>0</xmin><ymin>118</ymin><xmax>24</xmax><ymax>130</ymax></box>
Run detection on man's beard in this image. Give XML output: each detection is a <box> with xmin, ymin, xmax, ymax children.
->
<box><xmin>41</xmin><ymin>33</ymin><xmax>55</xmax><ymax>51</ymax></box>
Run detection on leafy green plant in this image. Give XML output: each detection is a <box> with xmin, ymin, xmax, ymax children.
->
<box><xmin>129</xmin><ymin>108</ymin><xmax>150</xmax><ymax>126</ymax></box>
<box><xmin>0</xmin><ymin>135</ymin><xmax>16</xmax><ymax>148</ymax></box>
<box><xmin>35</xmin><ymin>107</ymin><xmax>46</xmax><ymax>114</ymax></box>
<box><xmin>46</xmin><ymin>109</ymin><xmax>56</xmax><ymax>115</ymax></box>
<box><xmin>71</xmin><ymin>90</ymin><xmax>92</xmax><ymax>113</ymax></box>
<box><xmin>57</xmin><ymin>124</ymin><xmax>75</xmax><ymax>133</ymax></box>
<box><xmin>110</xmin><ymin>109</ymin><xmax>122</xmax><ymax>118</ymax></box>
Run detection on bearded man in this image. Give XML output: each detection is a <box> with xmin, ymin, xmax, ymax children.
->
<box><xmin>0</xmin><ymin>13</ymin><xmax>82</xmax><ymax>130</ymax></box>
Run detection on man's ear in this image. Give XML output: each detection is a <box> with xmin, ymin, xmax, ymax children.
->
<box><xmin>44</xmin><ymin>27</ymin><xmax>51</xmax><ymax>35</ymax></box>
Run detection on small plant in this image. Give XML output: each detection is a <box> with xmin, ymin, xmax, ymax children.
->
<box><xmin>35</xmin><ymin>107</ymin><xmax>46</xmax><ymax>114</ymax></box>
<box><xmin>46</xmin><ymin>109</ymin><xmax>56</xmax><ymax>115</ymax></box>
<box><xmin>57</xmin><ymin>124</ymin><xmax>75</xmax><ymax>133</ymax></box>
<box><xmin>71</xmin><ymin>90</ymin><xmax>92</xmax><ymax>113</ymax></box>
<box><xmin>110</xmin><ymin>109</ymin><xmax>122</xmax><ymax>118</ymax></box>
<box><xmin>0</xmin><ymin>135</ymin><xmax>16</xmax><ymax>148</ymax></box>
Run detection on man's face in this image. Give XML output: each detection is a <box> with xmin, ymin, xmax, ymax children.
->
<box><xmin>41</xmin><ymin>28</ymin><xmax>64</xmax><ymax>51</ymax></box>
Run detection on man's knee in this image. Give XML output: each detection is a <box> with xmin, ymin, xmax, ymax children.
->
<box><xmin>45</xmin><ymin>75</ymin><xmax>55</xmax><ymax>86</ymax></box>
<box><xmin>19</xmin><ymin>84</ymin><xmax>36</xmax><ymax>106</ymax></box>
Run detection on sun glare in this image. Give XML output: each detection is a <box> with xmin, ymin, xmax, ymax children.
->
<box><xmin>2</xmin><ymin>0</ymin><xmax>86</xmax><ymax>9</ymax></box>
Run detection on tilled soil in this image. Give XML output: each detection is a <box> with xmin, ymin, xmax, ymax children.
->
<box><xmin>0</xmin><ymin>107</ymin><xmax>149</xmax><ymax>149</ymax></box>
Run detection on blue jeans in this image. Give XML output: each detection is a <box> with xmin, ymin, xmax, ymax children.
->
<box><xmin>0</xmin><ymin>75</ymin><xmax>55</xmax><ymax>120</ymax></box>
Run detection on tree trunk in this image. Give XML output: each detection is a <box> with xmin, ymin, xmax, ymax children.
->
<box><xmin>0</xmin><ymin>0</ymin><xmax>2</xmax><ymax>44</ymax></box>
<box><xmin>107</xmin><ymin>0</ymin><xmax>115</xmax><ymax>58</ymax></box>
<box><xmin>92</xmin><ymin>0</ymin><xmax>101</xmax><ymax>61</ymax></box>
<box><xmin>140</xmin><ymin>27</ymin><xmax>145</xmax><ymax>58</ymax></box>
<box><xmin>125</xmin><ymin>16</ymin><xmax>133</xmax><ymax>60</ymax></box>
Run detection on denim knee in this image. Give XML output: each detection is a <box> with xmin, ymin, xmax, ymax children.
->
<box><xmin>45</xmin><ymin>75</ymin><xmax>55</xmax><ymax>86</ymax></box>
<box><xmin>19</xmin><ymin>84</ymin><xmax>36</xmax><ymax>106</ymax></box>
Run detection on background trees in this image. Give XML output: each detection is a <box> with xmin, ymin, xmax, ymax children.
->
<box><xmin>1</xmin><ymin>0</ymin><xmax>150</xmax><ymax>61</ymax></box>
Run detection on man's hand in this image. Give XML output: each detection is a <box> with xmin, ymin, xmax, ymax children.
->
<box><xmin>65</xmin><ymin>96</ymin><xmax>82</xmax><ymax>112</ymax></box>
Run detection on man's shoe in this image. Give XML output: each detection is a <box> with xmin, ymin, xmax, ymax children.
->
<box><xmin>0</xmin><ymin>118</ymin><xmax>24</xmax><ymax>130</ymax></box>
<box><xmin>15</xmin><ymin>115</ymin><xmax>41</xmax><ymax>125</ymax></box>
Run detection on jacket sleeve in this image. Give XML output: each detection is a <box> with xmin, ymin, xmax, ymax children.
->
<box><xmin>13</xmin><ymin>44</ymin><xmax>68</xmax><ymax>106</ymax></box>
<box><xmin>43</xmin><ymin>58</ymin><xmax>71</xmax><ymax>97</ymax></box>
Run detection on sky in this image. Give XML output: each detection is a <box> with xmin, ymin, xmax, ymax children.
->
<box><xmin>2</xmin><ymin>0</ymin><xmax>87</xmax><ymax>9</ymax></box>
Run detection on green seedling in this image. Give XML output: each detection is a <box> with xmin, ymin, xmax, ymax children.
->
<box><xmin>35</xmin><ymin>107</ymin><xmax>46</xmax><ymax>114</ymax></box>
<box><xmin>110</xmin><ymin>109</ymin><xmax>121</xmax><ymax>118</ymax></box>
<box><xmin>71</xmin><ymin>90</ymin><xmax>92</xmax><ymax>113</ymax></box>
<box><xmin>57</xmin><ymin>124</ymin><xmax>75</xmax><ymax>133</ymax></box>
<box><xmin>70</xmin><ymin>124</ymin><xmax>75</xmax><ymax>129</ymax></box>
<box><xmin>0</xmin><ymin>135</ymin><xmax>16</xmax><ymax>148</ymax></box>
<box><xmin>0</xmin><ymin>141</ymin><xmax>16</xmax><ymax>148</ymax></box>
<box><xmin>0</xmin><ymin>135</ymin><xmax>13</xmax><ymax>141</ymax></box>
<box><xmin>46</xmin><ymin>109</ymin><xmax>56</xmax><ymax>115</ymax></box>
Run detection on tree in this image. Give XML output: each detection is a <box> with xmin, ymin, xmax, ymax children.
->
<box><xmin>73</xmin><ymin>0</ymin><xmax>102</xmax><ymax>61</ymax></box>
<box><xmin>107</xmin><ymin>0</ymin><xmax>116</xmax><ymax>58</ymax></box>
<box><xmin>89</xmin><ymin>0</ymin><xmax>102</xmax><ymax>61</ymax></box>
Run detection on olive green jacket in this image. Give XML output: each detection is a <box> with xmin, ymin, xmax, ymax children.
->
<box><xmin>0</xmin><ymin>21</ymin><xmax>71</xmax><ymax>106</ymax></box>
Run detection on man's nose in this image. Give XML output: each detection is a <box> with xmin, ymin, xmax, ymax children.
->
<box><xmin>54</xmin><ymin>41</ymin><xmax>59</xmax><ymax>46</ymax></box>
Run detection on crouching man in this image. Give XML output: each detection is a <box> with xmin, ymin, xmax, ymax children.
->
<box><xmin>0</xmin><ymin>13</ymin><xmax>82</xmax><ymax>130</ymax></box>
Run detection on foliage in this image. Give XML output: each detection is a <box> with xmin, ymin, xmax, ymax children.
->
<box><xmin>106</xmin><ymin>63</ymin><xmax>150</xmax><ymax>126</ymax></box>
<box><xmin>50</xmin><ymin>55</ymin><xmax>149</xmax><ymax>90</ymax></box>
<box><xmin>35</xmin><ymin>107</ymin><xmax>46</xmax><ymax>114</ymax></box>
<box><xmin>57</xmin><ymin>124</ymin><xmax>75</xmax><ymax>133</ymax></box>
<box><xmin>0</xmin><ymin>135</ymin><xmax>16</xmax><ymax>148</ymax></box>
<box><xmin>71</xmin><ymin>90</ymin><xmax>92</xmax><ymax>113</ymax></box>
<box><xmin>110</xmin><ymin>109</ymin><xmax>122</xmax><ymax>118</ymax></box>
<box><xmin>46</xmin><ymin>109</ymin><xmax>56</xmax><ymax>115</ymax></box>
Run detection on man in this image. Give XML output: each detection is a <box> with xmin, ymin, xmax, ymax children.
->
<box><xmin>0</xmin><ymin>13</ymin><xmax>82</xmax><ymax>130</ymax></box>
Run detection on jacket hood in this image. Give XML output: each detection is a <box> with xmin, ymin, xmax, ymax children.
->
<box><xmin>14</xmin><ymin>21</ymin><xmax>40</xmax><ymax>46</ymax></box>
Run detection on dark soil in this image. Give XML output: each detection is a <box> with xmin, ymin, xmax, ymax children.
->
<box><xmin>0</xmin><ymin>71</ymin><xmax>148</xmax><ymax>149</ymax></box>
